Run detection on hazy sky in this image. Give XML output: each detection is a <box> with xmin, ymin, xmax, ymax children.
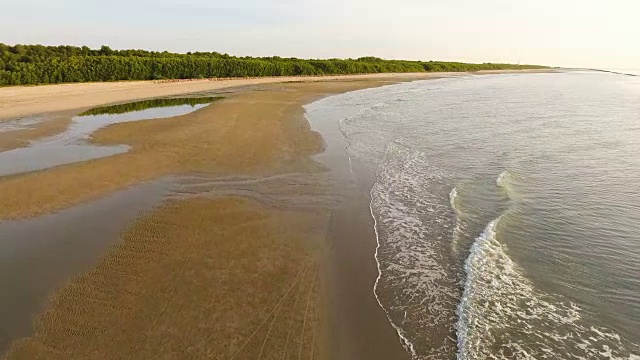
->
<box><xmin>1</xmin><ymin>0</ymin><xmax>638</xmax><ymax>68</ymax></box>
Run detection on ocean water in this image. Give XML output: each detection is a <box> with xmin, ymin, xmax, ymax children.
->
<box><xmin>306</xmin><ymin>71</ymin><xmax>640</xmax><ymax>359</ymax></box>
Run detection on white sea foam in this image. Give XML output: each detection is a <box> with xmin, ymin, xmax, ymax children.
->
<box><xmin>338</xmin><ymin>101</ymin><xmax>398</xmax><ymax>166</ymax></box>
<box><xmin>449</xmin><ymin>187</ymin><xmax>465</xmax><ymax>253</ymax></box>
<box><xmin>371</xmin><ymin>201</ymin><xmax>419</xmax><ymax>359</ymax></box>
<box><xmin>371</xmin><ymin>142</ymin><xmax>459</xmax><ymax>359</ymax></box>
<box><xmin>456</xmin><ymin>216</ymin><xmax>640</xmax><ymax>359</ymax></box>
<box><xmin>496</xmin><ymin>170</ymin><xmax>509</xmax><ymax>188</ymax></box>
<box><xmin>449</xmin><ymin>187</ymin><xmax>458</xmax><ymax>209</ymax></box>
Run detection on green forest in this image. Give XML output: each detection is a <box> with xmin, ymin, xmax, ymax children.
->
<box><xmin>0</xmin><ymin>44</ymin><xmax>547</xmax><ymax>86</ymax></box>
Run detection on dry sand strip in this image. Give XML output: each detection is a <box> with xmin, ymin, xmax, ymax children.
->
<box><xmin>0</xmin><ymin>73</ymin><xmax>437</xmax><ymax>121</ymax></box>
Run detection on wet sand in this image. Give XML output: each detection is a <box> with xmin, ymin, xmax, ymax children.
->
<box><xmin>5</xmin><ymin>196</ymin><xmax>329</xmax><ymax>359</ymax></box>
<box><xmin>0</xmin><ymin>180</ymin><xmax>169</xmax><ymax>352</ymax></box>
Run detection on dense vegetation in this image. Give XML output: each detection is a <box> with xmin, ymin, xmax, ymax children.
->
<box><xmin>79</xmin><ymin>97</ymin><xmax>222</xmax><ymax>116</ymax></box>
<box><xmin>0</xmin><ymin>44</ymin><xmax>546</xmax><ymax>86</ymax></box>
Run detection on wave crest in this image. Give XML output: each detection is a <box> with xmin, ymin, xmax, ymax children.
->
<box><xmin>456</xmin><ymin>216</ymin><xmax>640</xmax><ymax>359</ymax></box>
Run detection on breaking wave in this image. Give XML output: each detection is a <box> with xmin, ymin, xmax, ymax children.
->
<box><xmin>371</xmin><ymin>142</ymin><xmax>459</xmax><ymax>359</ymax></box>
<box><xmin>456</xmin><ymin>175</ymin><xmax>640</xmax><ymax>359</ymax></box>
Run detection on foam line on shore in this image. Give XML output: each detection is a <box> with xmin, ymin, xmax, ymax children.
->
<box><xmin>370</xmin><ymin>186</ymin><xmax>419</xmax><ymax>359</ymax></box>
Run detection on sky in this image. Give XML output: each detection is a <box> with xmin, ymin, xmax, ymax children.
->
<box><xmin>1</xmin><ymin>0</ymin><xmax>639</xmax><ymax>69</ymax></box>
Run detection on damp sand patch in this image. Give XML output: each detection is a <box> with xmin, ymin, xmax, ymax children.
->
<box><xmin>0</xmin><ymin>179</ymin><xmax>170</xmax><ymax>354</ymax></box>
<box><xmin>3</xmin><ymin>196</ymin><xmax>328</xmax><ymax>360</ymax></box>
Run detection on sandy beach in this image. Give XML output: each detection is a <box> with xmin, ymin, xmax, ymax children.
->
<box><xmin>0</xmin><ymin>70</ymin><xmax>550</xmax><ymax>359</ymax></box>
<box><xmin>0</xmin><ymin>73</ymin><xmax>444</xmax><ymax>359</ymax></box>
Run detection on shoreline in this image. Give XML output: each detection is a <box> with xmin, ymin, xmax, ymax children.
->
<box><xmin>305</xmin><ymin>92</ymin><xmax>413</xmax><ymax>359</ymax></box>
<box><xmin>0</xmin><ymin>70</ymin><xmax>552</xmax><ymax>121</ymax></box>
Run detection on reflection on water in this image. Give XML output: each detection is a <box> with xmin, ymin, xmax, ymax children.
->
<box><xmin>79</xmin><ymin>97</ymin><xmax>221</xmax><ymax>116</ymax></box>
<box><xmin>0</xmin><ymin>97</ymin><xmax>220</xmax><ymax>176</ymax></box>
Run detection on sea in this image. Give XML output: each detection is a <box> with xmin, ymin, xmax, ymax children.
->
<box><xmin>305</xmin><ymin>70</ymin><xmax>640</xmax><ymax>359</ymax></box>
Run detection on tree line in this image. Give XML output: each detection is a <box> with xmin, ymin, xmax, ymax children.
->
<box><xmin>0</xmin><ymin>44</ymin><xmax>546</xmax><ymax>86</ymax></box>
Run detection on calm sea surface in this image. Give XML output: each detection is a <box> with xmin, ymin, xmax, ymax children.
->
<box><xmin>306</xmin><ymin>71</ymin><xmax>640</xmax><ymax>359</ymax></box>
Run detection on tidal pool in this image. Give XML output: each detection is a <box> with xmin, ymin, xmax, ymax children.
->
<box><xmin>0</xmin><ymin>97</ymin><xmax>220</xmax><ymax>176</ymax></box>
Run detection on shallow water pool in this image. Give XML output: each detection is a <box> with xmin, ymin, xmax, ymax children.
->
<box><xmin>0</xmin><ymin>97</ymin><xmax>220</xmax><ymax>176</ymax></box>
